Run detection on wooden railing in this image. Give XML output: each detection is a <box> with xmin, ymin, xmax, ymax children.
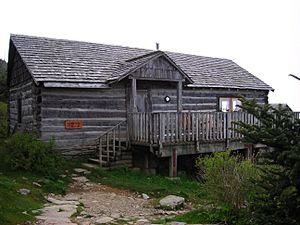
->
<box><xmin>97</xmin><ymin>120</ymin><xmax>128</xmax><ymax>166</ymax></box>
<box><xmin>129</xmin><ymin>112</ymin><xmax>260</xmax><ymax>145</ymax></box>
<box><xmin>130</xmin><ymin>111</ymin><xmax>300</xmax><ymax>146</ymax></box>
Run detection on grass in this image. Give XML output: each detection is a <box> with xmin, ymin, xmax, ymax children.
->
<box><xmin>0</xmin><ymin>159</ymin><xmax>83</xmax><ymax>225</ymax></box>
<box><xmin>71</xmin><ymin>202</ymin><xmax>84</xmax><ymax>220</ymax></box>
<box><xmin>88</xmin><ymin>167</ymin><xmax>207</xmax><ymax>204</ymax></box>
<box><xmin>0</xmin><ymin>173</ymin><xmax>44</xmax><ymax>225</ymax></box>
<box><xmin>153</xmin><ymin>205</ymin><xmax>250</xmax><ymax>225</ymax></box>
<box><xmin>153</xmin><ymin>206</ymin><xmax>232</xmax><ymax>224</ymax></box>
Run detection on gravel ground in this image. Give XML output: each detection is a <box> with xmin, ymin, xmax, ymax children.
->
<box><xmin>36</xmin><ymin>172</ymin><xmax>191</xmax><ymax>225</ymax></box>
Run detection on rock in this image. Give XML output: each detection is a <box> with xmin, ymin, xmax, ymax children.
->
<box><xmin>60</xmin><ymin>174</ymin><xmax>67</xmax><ymax>178</ymax></box>
<box><xmin>65</xmin><ymin>196</ymin><xmax>79</xmax><ymax>201</ymax></box>
<box><xmin>136</xmin><ymin>218</ymin><xmax>149</xmax><ymax>223</ymax></box>
<box><xmin>19</xmin><ymin>188</ymin><xmax>30</xmax><ymax>195</ymax></box>
<box><xmin>32</xmin><ymin>209</ymin><xmax>40</xmax><ymax>214</ymax></box>
<box><xmin>74</xmin><ymin>168</ymin><xmax>89</xmax><ymax>173</ymax></box>
<box><xmin>72</xmin><ymin>176</ymin><xmax>89</xmax><ymax>183</ymax></box>
<box><xmin>37</xmin><ymin>204</ymin><xmax>77</xmax><ymax>223</ymax></box>
<box><xmin>142</xmin><ymin>193</ymin><xmax>150</xmax><ymax>200</ymax></box>
<box><xmin>32</xmin><ymin>182</ymin><xmax>42</xmax><ymax>187</ymax></box>
<box><xmin>95</xmin><ymin>216</ymin><xmax>114</xmax><ymax>224</ymax></box>
<box><xmin>84</xmin><ymin>170</ymin><xmax>91</xmax><ymax>175</ymax></box>
<box><xmin>111</xmin><ymin>213</ymin><xmax>121</xmax><ymax>219</ymax></box>
<box><xmin>159</xmin><ymin>195</ymin><xmax>185</xmax><ymax>210</ymax></box>
<box><xmin>170</xmin><ymin>222</ymin><xmax>186</xmax><ymax>225</ymax></box>
<box><xmin>79</xmin><ymin>221</ymin><xmax>92</xmax><ymax>225</ymax></box>
<box><xmin>47</xmin><ymin>196</ymin><xmax>80</xmax><ymax>205</ymax></box>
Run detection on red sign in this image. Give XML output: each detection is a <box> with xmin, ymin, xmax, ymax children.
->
<box><xmin>64</xmin><ymin>120</ymin><xmax>83</xmax><ymax>129</ymax></box>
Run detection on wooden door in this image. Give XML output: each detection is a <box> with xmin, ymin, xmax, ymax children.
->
<box><xmin>136</xmin><ymin>90</ymin><xmax>152</xmax><ymax>112</ymax></box>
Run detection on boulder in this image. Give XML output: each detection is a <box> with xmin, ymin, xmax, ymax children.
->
<box><xmin>95</xmin><ymin>216</ymin><xmax>114</xmax><ymax>224</ymax></box>
<box><xmin>74</xmin><ymin>168</ymin><xmax>89</xmax><ymax>174</ymax></box>
<box><xmin>72</xmin><ymin>176</ymin><xmax>89</xmax><ymax>183</ymax></box>
<box><xmin>46</xmin><ymin>196</ymin><xmax>80</xmax><ymax>205</ymax></box>
<box><xmin>142</xmin><ymin>193</ymin><xmax>150</xmax><ymax>200</ymax></box>
<box><xmin>159</xmin><ymin>195</ymin><xmax>185</xmax><ymax>210</ymax></box>
<box><xmin>19</xmin><ymin>188</ymin><xmax>30</xmax><ymax>195</ymax></box>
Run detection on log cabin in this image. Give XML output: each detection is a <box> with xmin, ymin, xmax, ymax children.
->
<box><xmin>7</xmin><ymin>34</ymin><xmax>274</xmax><ymax>175</ymax></box>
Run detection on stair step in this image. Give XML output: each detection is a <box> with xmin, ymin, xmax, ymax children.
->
<box><xmin>98</xmin><ymin>145</ymin><xmax>127</xmax><ymax>151</ymax></box>
<box><xmin>81</xmin><ymin>163</ymin><xmax>98</xmax><ymax>169</ymax></box>
<box><xmin>88</xmin><ymin>158</ymin><xmax>109</xmax><ymax>165</ymax></box>
<box><xmin>88</xmin><ymin>158</ymin><xmax>133</xmax><ymax>168</ymax></box>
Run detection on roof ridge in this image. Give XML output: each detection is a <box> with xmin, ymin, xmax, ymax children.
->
<box><xmin>125</xmin><ymin>51</ymin><xmax>161</xmax><ymax>62</ymax></box>
<box><xmin>165</xmin><ymin>50</ymin><xmax>233</xmax><ymax>62</ymax></box>
<box><xmin>11</xmin><ymin>34</ymin><xmax>231</xmax><ymax>62</ymax></box>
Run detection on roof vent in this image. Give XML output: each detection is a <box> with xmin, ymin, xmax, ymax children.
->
<box><xmin>156</xmin><ymin>43</ymin><xmax>159</xmax><ymax>51</ymax></box>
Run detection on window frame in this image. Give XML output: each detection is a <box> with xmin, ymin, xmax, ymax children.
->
<box><xmin>219</xmin><ymin>97</ymin><xmax>242</xmax><ymax>112</ymax></box>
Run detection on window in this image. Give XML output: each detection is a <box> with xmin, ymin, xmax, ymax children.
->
<box><xmin>219</xmin><ymin>97</ymin><xmax>242</xmax><ymax>112</ymax></box>
<box><xmin>17</xmin><ymin>97</ymin><xmax>22</xmax><ymax>123</ymax></box>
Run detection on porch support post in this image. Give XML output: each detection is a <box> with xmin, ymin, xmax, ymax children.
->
<box><xmin>132</xmin><ymin>77</ymin><xmax>137</xmax><ymax>112</ymax></box>
<box><xmin>245</xmin><ymin>144</ymin><xmax>253</xmax><ymax>161</ymax></box>
<box><xmin>169</xmin><ymin>147</ymin><xmax>177</xmax><ymax>177</ymax></box>
<box><xmin>177</xmin><ymin>80</ymin><xmax>182</xmax><ymax>112</ymax></box>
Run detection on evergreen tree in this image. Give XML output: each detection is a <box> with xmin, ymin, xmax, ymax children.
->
<box><xmin>0</xmin><ymin>59</ymin><xmax>7</xmax><ymax>102</ymax></box>
<box><xmin>236</xmin><ymin>99</ymin><xmax>300</xmax><ymax>225</ymax></box>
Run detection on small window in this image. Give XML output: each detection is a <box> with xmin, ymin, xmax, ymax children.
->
<box><xmin>219</xmin><ymin>97</ymin><xmax>241</xmax><ymax>112</ymax></box>
<box><xmin>17</xmin><ymin>97</ymin><xmax>22</xmax><ymax>123</ymax></box>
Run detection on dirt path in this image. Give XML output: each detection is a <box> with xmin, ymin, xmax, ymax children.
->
<box><xmin>36</xmin><ymin>170</ymin><xmax>190</xmax><ymax>225</ymax></box>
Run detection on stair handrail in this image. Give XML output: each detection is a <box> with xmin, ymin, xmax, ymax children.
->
<box><xmin>97</xmin><ymin>120</ymin><xmax>128</xmax><ymax>167</ymax></box>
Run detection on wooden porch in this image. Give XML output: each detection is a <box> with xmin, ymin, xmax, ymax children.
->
<box><xmin>93</xmin><ymin>111</ymin><xmax>300</xmax><ymax>173</ymax></box>
<box><xmin>130</xmin><ymin>111</ymin><xmax>300</xmax><ymax>143</ymax></box>
<box><xmin>130</xmin><ymin>111</ymin><xmax>254</xmax><ymax>144</ymax></box>
<box><xmin>129</xmin><ymin>111</ymin><xmax>261</xmax><ymax>157</ymax></box>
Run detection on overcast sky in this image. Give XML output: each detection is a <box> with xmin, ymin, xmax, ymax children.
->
<box><xmin>1</xmin><ymin>0</ymin><xmax>299</xmax><ymax>110</ymax></box>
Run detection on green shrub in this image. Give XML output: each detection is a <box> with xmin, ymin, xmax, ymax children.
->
<box><xmin>0</xmin><ymin>102</ymin><xmax>7</xmax><ymax>139</ymax></box>
<box><xmin>0</xmin><ymin>133</ymin><xmax>63</xmax><ymax>179</ymax></box>
<box><xmin>196</xmin><ymin>150</ymin><xmax>259</xmax><ymax>211</ymax></box>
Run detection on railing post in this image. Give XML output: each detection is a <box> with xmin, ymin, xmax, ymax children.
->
<box><xmin>113</xmin><ymin>129</ymin><xmax>116</xmax><ymax>160</ymax></box>
<box><xmin>225</xmin><ymin>112</ymin><xmax>230</xmax><ymax>148</ymax></box>
<box><xmin>106</xmin><ymin>133</ymin><xmax>109</xmax><ymax>165</ymax></box>
<box><xmin>99</xmin><ymin>138</ymin><xmax>102</xmax><ymax>167</ymax></box>
<box><xmin>149</xmin><ymin>113</ymin><xmax>153</xmax><ymax>144</ymax></box>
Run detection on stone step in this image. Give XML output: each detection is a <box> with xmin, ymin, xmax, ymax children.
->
<box><xmin>88</xmin><ymin>158</ymin><xmax>133</xmax><ymax>169</ymax></box>
<box><xmin>81</xmin><ymin>163</ymin><xmax>98</xmax><ymax>169</ymax></box>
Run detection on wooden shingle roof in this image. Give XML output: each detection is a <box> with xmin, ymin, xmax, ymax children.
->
<box><xmin>10</xmin><ymin>34</ymin><xmax>273</xmax><ymax>91</ymax></box>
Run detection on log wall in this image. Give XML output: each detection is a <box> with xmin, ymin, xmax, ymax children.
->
<box><xmin>8</xmin><ymin>49</ymin><xmax>38</xmax><ymax>133</ymax></box>
<box><xmin>182</xmin><ymin>88</ymin><xmax>268</xmax><ymax>112</ymax></box>
<box><xmin>136</xmin><ymin>83</ymin><xmax>268</xmax><ymax>113</ymax></box>
<box><xmin>40</xmin><ymin>87</ymin><xmax>127</xmax><ymax>149</ymax></box>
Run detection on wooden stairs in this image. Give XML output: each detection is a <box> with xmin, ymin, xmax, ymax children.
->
<box><xmin>88</xmin><ymin>121</ymin><xmax>132</xmax><ymax>169</ymax></box>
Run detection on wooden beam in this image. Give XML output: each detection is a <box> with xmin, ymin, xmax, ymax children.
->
<box><xmin>169</xmin><ymin>148</ymin><xmax>177</xmax><ymax>177</ymax></box>
<box><xmin>132</xmin><ymin>78</ymin><xmax>137</xmax><ymax>112</ymax></box>
<box><xmin>177</xmin><ymin>80</ymin><xmax>182</xmax><ymax>112</ymax></box>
